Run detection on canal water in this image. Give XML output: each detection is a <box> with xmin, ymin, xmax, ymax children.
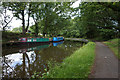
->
<box><xmin>2</xmin><ymin>41</ymin><xmax>84</xmax><ymax>78</ymax></box>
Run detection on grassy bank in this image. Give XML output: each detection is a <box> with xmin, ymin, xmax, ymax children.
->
<box><xmin>104</xmin><ymin>38</ymin><xmax>120</xmax><ymax>59</ymax></box>
<box><xmin>41</xmin><ymin>42</ymin><xmax>95</xmax><ymax>78</ymax></box>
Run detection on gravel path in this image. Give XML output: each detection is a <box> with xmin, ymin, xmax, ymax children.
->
<box><xmin>89</xmin><ymin>42</ymin><xmax>118</xmax><ymax>78</ymax></box>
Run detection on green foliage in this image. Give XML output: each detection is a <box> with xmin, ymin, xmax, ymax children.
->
<box><xmin>104</xmin><ymin>38</ymin><xmax>120</xmax><ymax>59</ymax></box>
<box><xmin>41</xmin><ymin>42</ymin><xmax>95</xmax><ymax>78</ymax></box>
<box><xmin>29</xmin><ymin>2</ymin><xmax>73</xmax><ymax>37</ymax></box>
<box><xmin>69</xmin><ymin>2</ymin><xmax>119</xmax><ymax>40</ymax></box>
<box><xmin>59</xmin><ymin>18</ymin><xmax>86</xmax><ymax>38</ymax></box>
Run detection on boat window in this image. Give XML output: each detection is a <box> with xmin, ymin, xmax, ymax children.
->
<box><xmin>19</xmin><ymin>38</ymin><xmax>22</xmax><ymax>41</ymax></box>
<box><xmin>28</xmin><ymin>39</ymin><xmax>31</xmax><ymax>41</ymax></box>
<box><xmin>33</xmin><ymin>39</ymin><xmax>36</xmax><ymax>41</ymax></box>
<box><xmin>22</xmin><ymin>38</ymin><xmax>26</xmax><ymax>41</ymax></box>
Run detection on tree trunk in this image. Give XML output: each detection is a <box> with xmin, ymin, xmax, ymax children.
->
<box><xmin>43</xmin><ymin>32</ymin><xmax>46</xmax><ymax>37</ymax></box>
<box><xmin>22</xmin><ymin>10</ymin><xmax>26</xmax><ymax>34</ymax></box>
<box><xmin>26</xmin><ymin>4</ymin><xmax>31</xmax><ymax>32</ymax></box>
<box><xmin>22</xmin><ymin>53</ymin><xmax>26</xmax><ymax>78</ymax></box>
<box><xmin>43</xmin><ymin>4</ymin><xmax>48</xmax><ymax>37</ymax></box>
<box><xmin>43</xmin><ymin>17</ymin><xmax>48</xmax><ymax>37</ymax></box>
<box><xmin>3</xmin><ymin>27</ymin><xmax>5</xmax><ymax>31</ymax></box>
<box><xmin>43</xmin><ymin>25</ymin><xmax>47</xmax><ymax>37</ymax></box>
<box><xmin>35</xmin><ymin>22</ymin><xmax>38</xmax><ymax>37</ymax></box>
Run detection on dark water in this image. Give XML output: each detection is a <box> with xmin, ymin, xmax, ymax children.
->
<box><xmin>2</xmin><ymin>41</ymin><xmax>84</xmax><ymax>78</ymax></box>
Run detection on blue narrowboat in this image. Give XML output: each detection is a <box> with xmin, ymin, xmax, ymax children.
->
<box><xmin>53</xmin><ymin>37</ymin><xmax>64</xmax><ymax>42</ymax></box>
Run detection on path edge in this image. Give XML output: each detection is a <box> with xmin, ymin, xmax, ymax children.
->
<box><xmin>102</xmin><ymin>42</ymin><xmax>120</xmax><ymax>79</ymax></box>
<box><xmin>102</xmin><ymin>42</ymin><xmax>119</xmax><ymax>60</ymax></box>
<box><xmin>88</xmin><ymin>42</ymin><xmax>97</xmax><ymax>78</ymax></box>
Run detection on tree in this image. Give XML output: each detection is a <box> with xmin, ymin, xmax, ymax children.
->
<box><xmin>5</xmin><ymin>2</ymin><xmax>32</xmax><ymax>34</ymax></box>
<box><xmin>97</xmin><ymin>2</ymin><xmax>120</xmax><ymax>37</ymax></box>
<box><xmin>30</xmin><ymin>2</ymin><xmax>73</xmax><ymax>37</ymax></box>
<box><xmin>41</xmin><ymin>2</ymin><xmax>73</xmax><ymax>37</ymax></box>
<box><xmin>30</xmin><ymin>2</ymin><xmax>42</xmax><ymax>37</ymax></box>
<box><xmin>0</xmin><ymin>3</ymin><xmax>13</xmax><ymax>31</ymax></box>
<box><xmin>73</xmin><ymin>2</ymin><xmax>119</xmax><ymax>39</ymax></box>
<box><xmin>97</xmin><ymin>2</ymin><xmax>120</xmax><ymax>31</ymax></box>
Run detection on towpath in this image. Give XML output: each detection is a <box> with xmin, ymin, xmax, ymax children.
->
<box><xmin>65</xmin><ymin>38</ymin><xmax>89</xmax><ymax>42</ymax></box>
<box><xmin>89</xmin><ymin>42</ymin><xmax>118</xmax><ymax>78</ymax></box>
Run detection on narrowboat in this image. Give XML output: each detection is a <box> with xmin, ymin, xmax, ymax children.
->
<box><xmin>53</xmin><ymin>37</ymin><xmax>64</xmax><ymax>42</ymax></box>
<box><xmin>19</xmin><ymin>37</ymin><xmax>51</xmax><ymax>43</ymax></box>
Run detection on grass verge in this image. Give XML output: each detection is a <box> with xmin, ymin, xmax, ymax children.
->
<box><xmin>41</xmin><ymin>42</ymin><xmax>96</xmax><ymax>78</ymax></box>
<box><xmin>104</xmin><ymin>38</ymin><xmax>120</xmax><ymax>59</ymax></box>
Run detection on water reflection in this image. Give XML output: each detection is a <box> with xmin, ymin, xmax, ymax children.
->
<box><xmin>2</xmin><ymin>41</ymin><xmax>83</xmax><ymax>78</ymax></box>
<box><xmin>53</xmin><ymin>42</ymin><xmax>63</xmax><ymax>46</ymax></box>
<box><xmin>19</xmin><ymin>44</ymin><xmax>50</xmax><ymax>53</ymax></box>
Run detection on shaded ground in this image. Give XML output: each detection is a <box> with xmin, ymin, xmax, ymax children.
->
<box><xmin>89</xmin><ymin>42</ymin><xmax>118</xmax><ymax>78</ymax></box>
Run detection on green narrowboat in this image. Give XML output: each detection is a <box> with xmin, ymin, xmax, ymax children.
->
<box><xmin>19</xmin><ymin>37</ymin><xmax>51</xmax><ymax>43</ymax></box>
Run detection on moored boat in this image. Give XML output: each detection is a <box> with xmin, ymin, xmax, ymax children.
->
<box><xmin>53</xmin><ymin>37</ymin><xmax>64</xmax><ymax>42</ymax></box>
<box><xmin>19</xmin><ymin>37</ymin><xmax>51</xmax><ymax>43</ymax></box>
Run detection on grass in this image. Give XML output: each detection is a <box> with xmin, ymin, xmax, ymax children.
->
<box><xmin>104</xmin><ymin>38</ymin><xmax>120</xmax><ymax>59</ymax></box>
<box><xmin>41</xmin><ymin>42</ymin><xmax>96</xmax><ymax>78</ymax></box>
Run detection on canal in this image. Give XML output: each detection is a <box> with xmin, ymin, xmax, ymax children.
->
<box><xmin>2</xmin><ymin>41</ymin><xmax>84</xmax><ymax>78</ymax></box>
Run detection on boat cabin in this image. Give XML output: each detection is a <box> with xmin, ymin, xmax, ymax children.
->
<box><xmin>19</xmin><ymin>38</ymin><xmax>27</xmax><ymax>42</ymax></box>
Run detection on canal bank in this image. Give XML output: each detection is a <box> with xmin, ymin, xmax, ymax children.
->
<box><xmin>65</xmin><ymin>38</ymin><xmax>89</xmax><ymax>43</ymax></box>
<box><xmin>38</xmin><ymin>42</ymin><xmax>96</xmax><ymax>78</ymax></box>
